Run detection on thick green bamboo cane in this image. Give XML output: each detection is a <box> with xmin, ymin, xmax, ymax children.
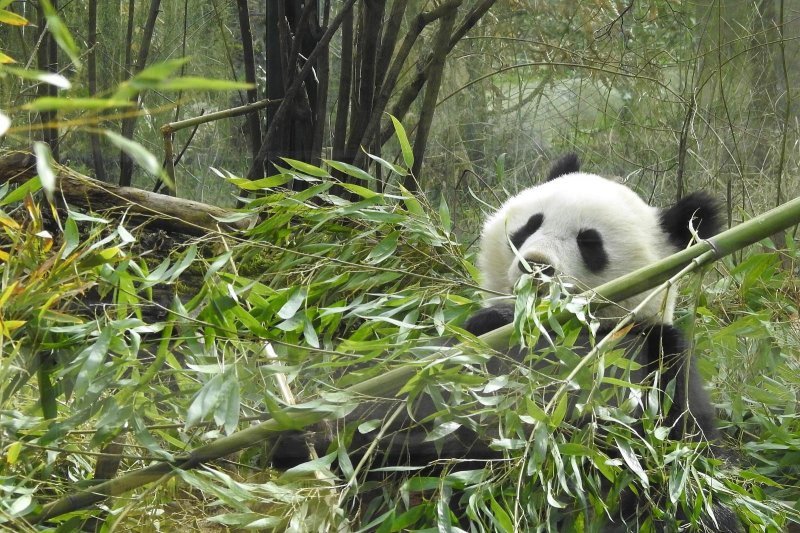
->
<box><xmin>28</xmin><ymin>194</ymin><xmax>800</xmax><ymax>524</ymax></box>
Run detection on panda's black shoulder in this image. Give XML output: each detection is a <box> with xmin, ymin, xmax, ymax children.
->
<box><xmin>546</xmin><ymin>153</ymin><xmax>581</xmax><ymax>181</ymax></box>
<box><xmin>463</xmin><ymin>303</ymin><xmax>515</xmax><ymax>337</ymax></box>
<box><xmin>636</xmin><ymin>323</ymin><xmax>686</xmax><ymax>356</ymax></box>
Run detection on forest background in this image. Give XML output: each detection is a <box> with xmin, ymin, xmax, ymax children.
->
<box><xmin>0</xmin><ymin>0</ymin><xmax>798</xmax><ymax>530</ymax></box>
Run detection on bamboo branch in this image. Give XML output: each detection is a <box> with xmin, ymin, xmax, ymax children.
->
<box><xmin>26</xmin><ymin>193</ymin><xmax>800</xmax><ymax>523</ymax></box>
<box><xmin>160</xmin><ymin>99</ymin><xmax>279</xmax><ymax>135</ymax></box>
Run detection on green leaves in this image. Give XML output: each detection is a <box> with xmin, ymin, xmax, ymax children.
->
<box><xmin>185</xmin><ymin>366</ymin><xmax>240</xmax><ymax>435</ymax></box>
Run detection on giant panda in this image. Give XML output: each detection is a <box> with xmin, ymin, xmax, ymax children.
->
<box><xmin>464</xmin><ymin>153</ymin><xmax>741</xmax><ymax>531</ymax></box>
<box><xmin>270</xmin><ymin>154</ymin><xmax>741</xmax><ymax>530</ymax></box>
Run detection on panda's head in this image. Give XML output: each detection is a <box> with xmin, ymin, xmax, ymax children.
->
<box><xmin>477</xmin><ymin>154</ymin><xmax>720</xmax><ymax>324</ymax></box>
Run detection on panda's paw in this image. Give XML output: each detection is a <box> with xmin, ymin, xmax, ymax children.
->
<box><xmin>463</xmin><ymin>304</ymin><xmax>515</xmax><ymax>337</ymax></box>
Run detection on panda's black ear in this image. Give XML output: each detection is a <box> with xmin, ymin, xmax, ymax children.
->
<box><xmin>659</xmin><ymin>192</ymin><xmax>721</xmax><ymax>248</ymax></box>
<box><xmin>546</xmin><ymin>153</ymin><xmax>581</xmax><ymax>181</ymax></box>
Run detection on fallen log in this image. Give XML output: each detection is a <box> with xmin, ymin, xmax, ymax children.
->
<box><xmin>0</xmin><ymin>151</ymin><xmax>251</xmax><ymax>236</ymax></box>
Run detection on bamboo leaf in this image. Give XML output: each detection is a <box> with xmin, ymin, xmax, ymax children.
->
<box><xmin>40</xmin><ymin>0</ymin><xmax>81</xmax><ymax>67</ymax></box>
<box><xmin>615</xmin><ymin>438</ymin><xmax>649</xmax><ymax>489</ymax></box>
<box><xmin>24</xmin><ymin>97</ymin><xmax>134</xmax><ymax>111</ymax></box>
<box><xmin>33</xmin><ymin>142</ymin><xmax>57</xmax><ymax>201</ymax></box>
<box><xmin>1</xmin><ymin>66</ymin><xmax>70</xmax><ymax>88</ymax></box>
<box><xmin>490</xmin><ymin>498</ymin><xmax>514</xmax><ymax>533</ymax></box>
<box><xmin>228</xmin><ymin>174</ymin><xmax>290</xmax><ymax>190</ymax></box>
<box><xmin>157</xmin><ymin>77</ymin><xmax>253</xmax><ymax>91</ymax></box>
<box><xmin>339</xmin><ymin>182</ymin><xmax>378</xmax><ymax>199</ymax></box>
<box><xmin>390</xmin><ymin>115</ymin><xmax>414</xmax><ymax>169</ymax></box>
<box><xmin>281</xmin><ymin>158</ymin><xmax>330</xmax><ymax>178</ymax></box>
<box><xmin>186</xmin><ymin>373</ymin><xmax>224</xmax><ymax>430</ymax></box>
<box><xmin>103</xmin><ymin>130</ymin><xmax>160</xmax><ymax>176</ymax></box>
<box><xmin>0</xmin><ymin>110</ymin><xmax>9</xmax><ymax>136</ymax></box>
<box><xmin>0</xmin><ymin>51</ymin><xmax>14</xmax><ymax>64</ymax></box>
<box><xmin>325</xmin><ymin>160</ymin><xmax>376</xmax><ymax>182</ymax></box>
<box><xmin>61</xmin><ymin>217</ymin><xmax>79</xmax><ymax>258</ymax></box>
<box><xmin>0</xmin><ymin>176</ymin><xmax>41</xmax><ymax>206</ymax></box>
<box><xmin>278</xmin><ymin>288</ymin><xmax>306</xmax><ymax>320</ymax></box>
<box><xmin>423</xmin><ymin>421</ymin><xmax>460</xmax><ymax>442</ymax></box>
<box><xmin>365</xmin><ymin>152</ymin><xmax>408</xmax><ymax>176</ymax></box>
<box><xmin>0</xmin><ymin>9</ymin><xmax>27</xmax><ymax>26</ymax></box>
<box><xmin>73</xmin><ymin>327</ymin><xmax>113</xmax><ymax>399</ymax></box>
<box><xmin>366</xmin><ymin>231</ymin><xmax>399</xmax><ymax>264</ymax></box>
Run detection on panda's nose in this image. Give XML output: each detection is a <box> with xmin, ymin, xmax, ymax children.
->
<box><xmin>517</xmin><ymin>257</ymin><xmax>555</xmax><ymax>277</ymax></box>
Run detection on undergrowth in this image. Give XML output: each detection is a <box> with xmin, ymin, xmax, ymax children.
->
<box><xmin>0</xmin><ymin>157</ymin><xmax>797</xmax><ymax>532</ymax></box>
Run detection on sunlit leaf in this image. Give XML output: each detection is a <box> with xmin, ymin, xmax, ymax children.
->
<box><xmin>0</xmin><ymin>9</ymin><xmax>28</xmax><ymax>25</ymax></box>
<box><xmin>8</xmin><ymin>494</ymin><xmax>32</xmax><ymax>517</ymax></box>
<box><xmin>33</xmin><ymin>141</ymin><xmax>57</xmax><ymax>201</ymax></box>
<box><xmin>339</xmin><ymin>182</ymin><xmax>378</xmax><ymax>199</ymax></box>
<box><xmin>228</xmin><ymin>174</ymin><xmax>290</xmax><ymax>191</ymax></box>
<box><xmin>5</xmin><ymin>441</ymin><xmax>21</xmax><ymax>464</ymax></box>
<box><xmin>186</xmin><ymin>373</ymin><xmax>224</xmax><ymax>429</ymax></box>
<box><xmin>400</xmin><ymin>185</ymin><xmax>423</xmax><ymax>216</ymax></box>
<box><xmin>0</xmin><ymin>110</ymin><xmax>9</xmax><ymax>135</ymax></box>
<box><xmin>490</xmin><ymin>498</ymin><xmax>514</xmax><ymax>533</ymax></box>
<box><xmin>0</xmin><ymin>50</ymin><xmax>14</xmax><ymax>64</ymax></box>
<box><xmin>104</xmin><ymin>130</ymin><xmax>160</xmax><ymax>176</ymax></box>
<box><xmin>423</xmin><ymin>421</ymin><xmax>460</xmax><ymax>442</ymax></box>
<box><xmin>112</xmin><ymin>58</ymin><xmax>189</xmax><ymax>98</ymax></box>
<box><xmin>1</xmin><ymin>65</ymin><xmax>70</xmax><ymax>88</ymax></box>
<box><xmin>438</xmin><ymin>196</ymin><xmax>451</xmax><ymax>233</ymax></box>
<box><xmin>24</xmin><ymin>97</ymin><xmax>134</xmax><ymax>111</ymax></box>
<box><xmin>61</xmin><ymin>217</ymin><xmax>79</xmax><ymax>258</ymax></box>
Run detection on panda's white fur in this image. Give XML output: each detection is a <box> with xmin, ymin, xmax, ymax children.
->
<box><xmin>478</xmin><ymin>171</ymin><xmax>683</xmax><ymax>324</ymax></box>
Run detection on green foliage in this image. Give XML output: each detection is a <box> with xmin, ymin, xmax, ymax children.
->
<box><xmin>0</xmin><ymin>157</ymin><xmax>796</xmax><ymax>530</ymax></box>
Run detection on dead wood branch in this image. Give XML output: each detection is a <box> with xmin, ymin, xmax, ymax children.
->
<box><xmin>0</xmin><ymin>152</ymin><xmax>250</xmax><ymax>236</ymax></box>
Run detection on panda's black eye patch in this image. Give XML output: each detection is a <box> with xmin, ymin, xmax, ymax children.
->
<box><xmin>576</xmin><ymin>228</ymin><xmax>608</xmax><ymax>273</ymax></box>
<box><xmin>509</xmin><ymin>213</ymin><xmax>544</xmax><ymax>250</ymax></box>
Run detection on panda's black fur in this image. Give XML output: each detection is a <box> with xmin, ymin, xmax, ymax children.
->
<box><xmin>270</xmin><ymin>155</ymin><xmax>742</xmax><ymax>531</ymax></box>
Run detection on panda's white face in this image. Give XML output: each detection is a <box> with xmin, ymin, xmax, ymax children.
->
<box><xmin>478</xmin><ymin>172</ymin><xmax>678</xmax><ymax>323</ymax></box>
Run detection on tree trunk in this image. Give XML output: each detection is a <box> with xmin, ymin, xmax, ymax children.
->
<box><xmin>236</xmin><ymin>0</ymin><xmax>262</xmax><ymax>161</ymax></box>
<box><xmin>88</xmin><ymin>0</ymin><xmax>107</xmax><ymax>182</ymax></box>
<box><xmin>37</xmin><ymin>3</ymin><xmax>59</xmax><ymax>161</ymax></box>
<box><xmin>407</xmin><ymin>8</ymin><xmax>457</xmax><ymax>189</ymax></box>
<box><xmin>119</xmin><ymin>0</ymin><xmax>162</xmax><ymax>187</ymax></box>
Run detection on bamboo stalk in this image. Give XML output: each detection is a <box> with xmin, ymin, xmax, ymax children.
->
<box><xmin>159</xmin><ymin>99</ymin><xmax>277</xmax><ymax>136</ymax></box>
<box><xmin>28</xmin><ymin>194</ymin><xmax>800</xmax><ymax>523</ymax></box>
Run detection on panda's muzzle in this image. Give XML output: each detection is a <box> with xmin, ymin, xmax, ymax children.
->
<box><xmin>517</xmin><ymin>257</ymin><xmax>555</xmax><ymax>277</ymax></box>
